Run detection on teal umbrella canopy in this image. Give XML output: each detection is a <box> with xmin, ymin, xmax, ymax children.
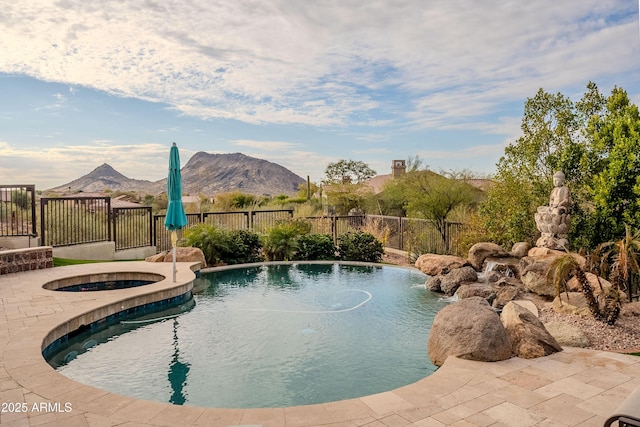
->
<box><xmin>164</xmin><ymin>142</ymin><xmax>188</xmax><ymax>231</ymax></box>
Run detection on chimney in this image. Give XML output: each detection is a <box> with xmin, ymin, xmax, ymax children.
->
<box><xmin>391</xmin><ymin>160</ymin><xmax>406</xmax><ymax>178</ymax></box>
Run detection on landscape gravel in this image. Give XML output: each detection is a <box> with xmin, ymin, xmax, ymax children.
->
<box><xmin>537</xmin><ymin>301</ymin><xmax>640</xmax><ymax>352</ymax></box>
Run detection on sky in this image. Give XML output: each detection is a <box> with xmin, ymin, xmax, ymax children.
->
<box><xmin>1</xmin><ymin>0</ymin><xmax>639</xmax><ymax>191</ymax></box>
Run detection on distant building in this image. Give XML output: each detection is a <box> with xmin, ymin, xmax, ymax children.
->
<box><xmin>364</xmin><ymin>160</ymin><xmax>407</xmax><ymax>194</ymax></box>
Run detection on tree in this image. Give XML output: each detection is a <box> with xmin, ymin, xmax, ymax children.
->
<box><xmin>481</xmin><ymin>87</ymin><xmax>588</xmax><ymax>247</ymax></box>
<box><xmin>323</xmin><ymin>182</ymin><xmax>374</xmax><ymax>215</ymax></box>
<box><xmin>385</xmin><ymin>169</ymin><xmax>479</xmax><ymax>252</ymax></box>
<box><xmin>323</xmin><ymin>159</ymin><xmax>376</xmax><ymax>184</ymax></box>
<box><xmin>587</xmin><ymin>87</ymin><xmax>640</xmax><ymax>243</ymax></box>
<box><xmin>480</xmin><ymin>82</ymin><xmax>640</xmax><ymax>250</ymax></box>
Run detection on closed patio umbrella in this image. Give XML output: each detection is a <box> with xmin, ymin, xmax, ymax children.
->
<box><xmin>165</xmin><ymin>142</ymin><xmax>188</xmax><ymax>282</ymax></box>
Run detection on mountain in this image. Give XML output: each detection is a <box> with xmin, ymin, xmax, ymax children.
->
<box><xmin>177</xmin><ymin>152</ymin><xmax>304</xmax><ymax>196</ymax></box>
<box><xmin>47</xmin><ymin>153</ymin><xmax>306</xmax><ymax>196</ymax></box>
<box><xmin>48</xmin><ymin>163</ymin><xmax>157</xmax><ymax>194</ymax></box>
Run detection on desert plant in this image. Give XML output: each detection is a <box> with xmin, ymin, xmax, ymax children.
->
<box><xmin>337</xmin><ymin>231</ymin><xmax>384</xmax><ymax>263</ymax></box>
<box><xmin>546</xmin><ymin>254</ymin><xmax>603</xmax><ymax>321</ymax></box>
<box><xmin>588</xmin><ymin>224</ymin><xmax>640</xmax><ymax>323</ymax></box>
<box><xmin>296</xmin><ymin>234</ymin><xmax>336</xmax><ymax>261</ymax></box>
<box><xmin>361</xmin><ymin>217</ymin><xmax>391</xmax><ymax>247</ymax></box>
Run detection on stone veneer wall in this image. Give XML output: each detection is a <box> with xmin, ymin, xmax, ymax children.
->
<box><xmin>0</xmin><ymin>246</ymin><xmax>53</xmax><ymax>275</ymax></box>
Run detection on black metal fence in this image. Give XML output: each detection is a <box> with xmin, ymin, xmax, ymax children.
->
<box><xmin>14</xmin><ymin>192</ymin><xmax>466</xmax><ymax>256</ymax></box>
<box><xmin>366</xmin><ymin>214</ymin><xmax>467</xmax><ymax>255</ymax></box>
<box><xmin>305</xmin><ymin>215</ymin><xmax>365</xmax><ymax>243</ymax></box>
<box><xmin>40</xmin><ymin>197</ymin><xmax>153</xmax><ymax>251</ymax></box>
<box><xmin>154</xmin><ymin>213</ymin><xmax>204</xmax><ymax>253</ymax></box>
<box><xmin>153</xmin><ymin>209</ymin><xmax>295</xmax><ymax>252</ymax></box>
<box><xmin>40</xmin><ymin>197</ymin><xmax>112</xmax><ymax>247</ymax></box>
<box><xmin>0</xmin><ymin>185</ymin><xmax>36</xmax><ymax>237</ymax></box>
<box><xmin>113</xmin><ymin>207</ymin><xmax>153</xmax><ymax>250</ymax></box>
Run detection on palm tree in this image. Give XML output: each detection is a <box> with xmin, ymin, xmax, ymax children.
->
<box><xmin>546</xmin><ymin>254</ymin><xmax>603</xmax><ymax>321</ymax></box>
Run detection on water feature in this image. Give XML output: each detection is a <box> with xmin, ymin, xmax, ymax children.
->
<box><xmin>45</xmin><ymin>263</ymin><xmax>446</xmax><ymax>408</ymax></box>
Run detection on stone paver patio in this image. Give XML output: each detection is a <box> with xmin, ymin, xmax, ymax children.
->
<box><xmin>1</xmin><ymin>261</ymin><xmax>639</xmax><ymax>426</ymax></box>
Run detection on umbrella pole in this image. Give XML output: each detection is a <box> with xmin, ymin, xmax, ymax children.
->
<box><xmin>171</xmin><ymin>231</ymin><xmax>177</xmax><ymax>282</ymax></box>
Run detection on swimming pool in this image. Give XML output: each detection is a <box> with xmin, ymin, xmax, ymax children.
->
<box><xmin>47</xmin><ymin>262</ymin><xmax>445</xmax><ymax>408</ymax></box>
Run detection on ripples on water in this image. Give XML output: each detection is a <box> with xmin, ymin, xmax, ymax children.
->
<box><xmin>48</xmin><ymin>263</ymin><xmax>446</xmax><ymax>408</ymax></box>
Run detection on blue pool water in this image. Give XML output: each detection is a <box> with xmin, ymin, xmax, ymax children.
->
<box><xmin>47</xmin><ymin>263</ymin><xmax>445</xmax><ymax>408</ymax></box>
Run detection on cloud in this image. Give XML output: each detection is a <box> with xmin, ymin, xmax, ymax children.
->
<box><xmin>0</xmin><ymin>140</ymin><xmax>174</xmax><ymax>189</ymax></box>
<box><xmin>232</xmin><ymin>140</ymin><xmax>301</xmax><ymax>151</ymax></box>
<box><xmin>1</xmin><ymin>0</ymin><xmax>637</xmax><ymax>132</ymax></box>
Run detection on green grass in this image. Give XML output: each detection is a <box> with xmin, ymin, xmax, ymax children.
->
<box><xmin>53</xmin><ymin>258</ymin><xmax>113</xmax><ymax>267</ymax></box>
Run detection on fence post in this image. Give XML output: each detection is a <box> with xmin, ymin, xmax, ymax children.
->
<box><xmin>40</xmin><ymin>199</ymin><xmax>46</xmax><ymax>246</ymax></box>
<box><xmin>112</xmin><ymin>208</ymin><xmax>117</xmax><ymax>248</ymax></box>
<box><xmin>106</xmin><ymin>198</ymin><xmax>112</xmax><ymax>241</ymax></box>
<box><xmin>149</xmin><ymin>207</ymin><xmax>154</xmax><ymax>247</ymax></box>
<box><xmin>332</xmin><ymin>215</ymin><xmax>337</xmax><ymax>245</ymax></box>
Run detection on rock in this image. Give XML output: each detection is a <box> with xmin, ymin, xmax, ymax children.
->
<box><xmin>481</xmin><ymin>270</ymin><xmax>502</xmax><ymax>283</ymax></box>
<box><xmin>492</xmin><ymin>286</ymin><xmax>520</xmax><ymax>310</ymax></box>
<box><xmin>428</xmin><ymin>297</ymin><xmax>512</xmax><ymax>366</ymax></box>
<box><xmin>468</xmin><ymin>242</ymin><xmax>509</xmax><ymax>271</ymax></box>
<box><xmin>145</xmin><ymin>247</ymin><xmax>207</xmax><ymax>269</ymax></box>
<box><xmin>519</xmin><ymin>255</ymin><xmax>559</xmax><ymax>297</ymax></box>
<box><xmin>455</xmin><ymin>283</ymin><xmax>495</xmax><ymax>301</ymax></box>
<box><xmin>544</xmin><ymin>321</ymin><xmax>590</xmax><ymax>348</ymax></box>
<box><xmin>500</xmin><ymin>301</ymin><xmax>562</xmax><ymax>358</ymax></box>
<box><xmin>483</xmin><ymin>257</ymin><xmax>521</xmax><ymax>278</ymax></box>
<box><xmin>511</xmin><ymin>300</ymin><xmax>539</xmax><ymax>317</ymax></box>
<box><xmin>415</xmin><ymin>254</ymin><xmax>470</xmax><ymax>276</ymax></box>
<box><xmin>510</xmin><ymin>242</ymin><xmax>532</xmax><ymax>258</ymax></box>
<box><xmin>552</xmin><ymin>292</ymin><xmax>592</xmax><ymax>317</ymax></box>
<box><xmin>622</xmin><ymin>302</ymin><xmax>640</xmax><ymax>317</ymax></box>
<box><xmin>495</xmin><ymin>276</ymin><xmax>525</xmax><ymax>288</ymax></box>
<box><xmin>439</xmin><ymin>266</ymin><xmax>478</xmax><ymax>295</ymax></box>
<box><xmin>566</xmin><ymin>272</ymin><xmax>626</xmax><ymax>302</ymax></box>
<box><xmin>425</xmin><ymin>275</ymin><xmax>443</xmax><ymax>293</ymax></box>
<box><xmin>527</xmin><ymin>247</ymin><xmax>566</xmax><ymax>258</ymax></box>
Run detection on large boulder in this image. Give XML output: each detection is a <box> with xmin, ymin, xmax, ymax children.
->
<box><xmin>500</xmin><ymin>301</ymin><xmax>562</xmax><ymax>358</ymax></box>
<box><xmin>455</xmin><ymin>283</ymin><xmax>496</xmax><ymax>301</ymax></box>
<box><xmin>510</xmin><ymin>242</ymin><xmax>532</xmax><ymax>259</ymax></box>
<box><xmin>415</xmin><ymin>254</ymin><xmax>469</xmax><ymax>276</ymax></box>
<box><xmin>146</xmin><ymin>247</ymin><xmax>207</xmax><ymax>269</ymax></box>
<box><xmin>468</xmin><ymin>242</ymin><xmax>509</xmax><ymax>271</ymax></box>
<box><xmin>428</xmin><ymin>297</ymin><xmax>512</xmax><ymax>366</ymax></box>
<box><xmin>519</xmin><ymin>255</ymin><xmax>559</xmax><ymax>297</ymax></box>
<box><xmin>425</xmin><ymin>266</ymin><xmax>478</xmax><ymax>295</ymax></box>
<box><xmin>439</xmin><ymin>266</ymin><xmax>478</xmax><ymax>295</ymax></box>
<box><xmin>552</xmin><ymin>292</ymin><xmax>593</xmax><ymax>317</ymax></box>
<box><xmin>492</xmin><ymin>286</ymin><xmax>520</xmax><ymax>310</ymax></box>
<box><xmin>544</xmin><ymin>321</ymin><xmax>590</xmax><ymax>348</ymax></box>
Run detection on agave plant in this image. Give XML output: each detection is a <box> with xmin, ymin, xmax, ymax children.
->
<box><xmin>596</xmin><ymin>224</ymin><xmax>640</xmax><ymax>324</ymax></box>
<box><xmin>546</xmin><ymin>254</ymin><xmax>603</xmax><ymax>321</ymax></box>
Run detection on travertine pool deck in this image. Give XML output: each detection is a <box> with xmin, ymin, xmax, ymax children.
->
<box><xmin>1</xmin><ymin>262</ymin><xmax>639</xmax><ymax>427</ymax></box>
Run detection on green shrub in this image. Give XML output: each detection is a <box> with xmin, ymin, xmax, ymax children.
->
<box><xmin>337</xmin><ymin>231</ymin><xmax>384</xmax><ymax>263</ymax></box>
<box><xmin>220</xmin><ymin>229</ymin><xmax>264</xmax><ymax>264</ymax></box>
<box><xmin>262</xmin><ymin>220</ymin><xmax>308</xmax><ymax>261</ymax></box>
<box><xmin>296</xmin><ymin>234</ymin><xmax>337</xmax><ymax>261</ymax></box>
<box><xmin>183</xmin><ymin>224</ymin><xmax>263</xmax><ymax>265</ymax></box>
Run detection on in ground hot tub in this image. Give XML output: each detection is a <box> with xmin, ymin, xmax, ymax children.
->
<box><xmin>43</xmin><ymin>272</ymin><xmax>164</xmax><ymax>292</ymax></box>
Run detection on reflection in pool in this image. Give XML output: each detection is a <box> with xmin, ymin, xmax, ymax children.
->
<box><xmin>47</xmin><ymin>263</ymin><xmax>446</xmax><ymax>408</ymax></box>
